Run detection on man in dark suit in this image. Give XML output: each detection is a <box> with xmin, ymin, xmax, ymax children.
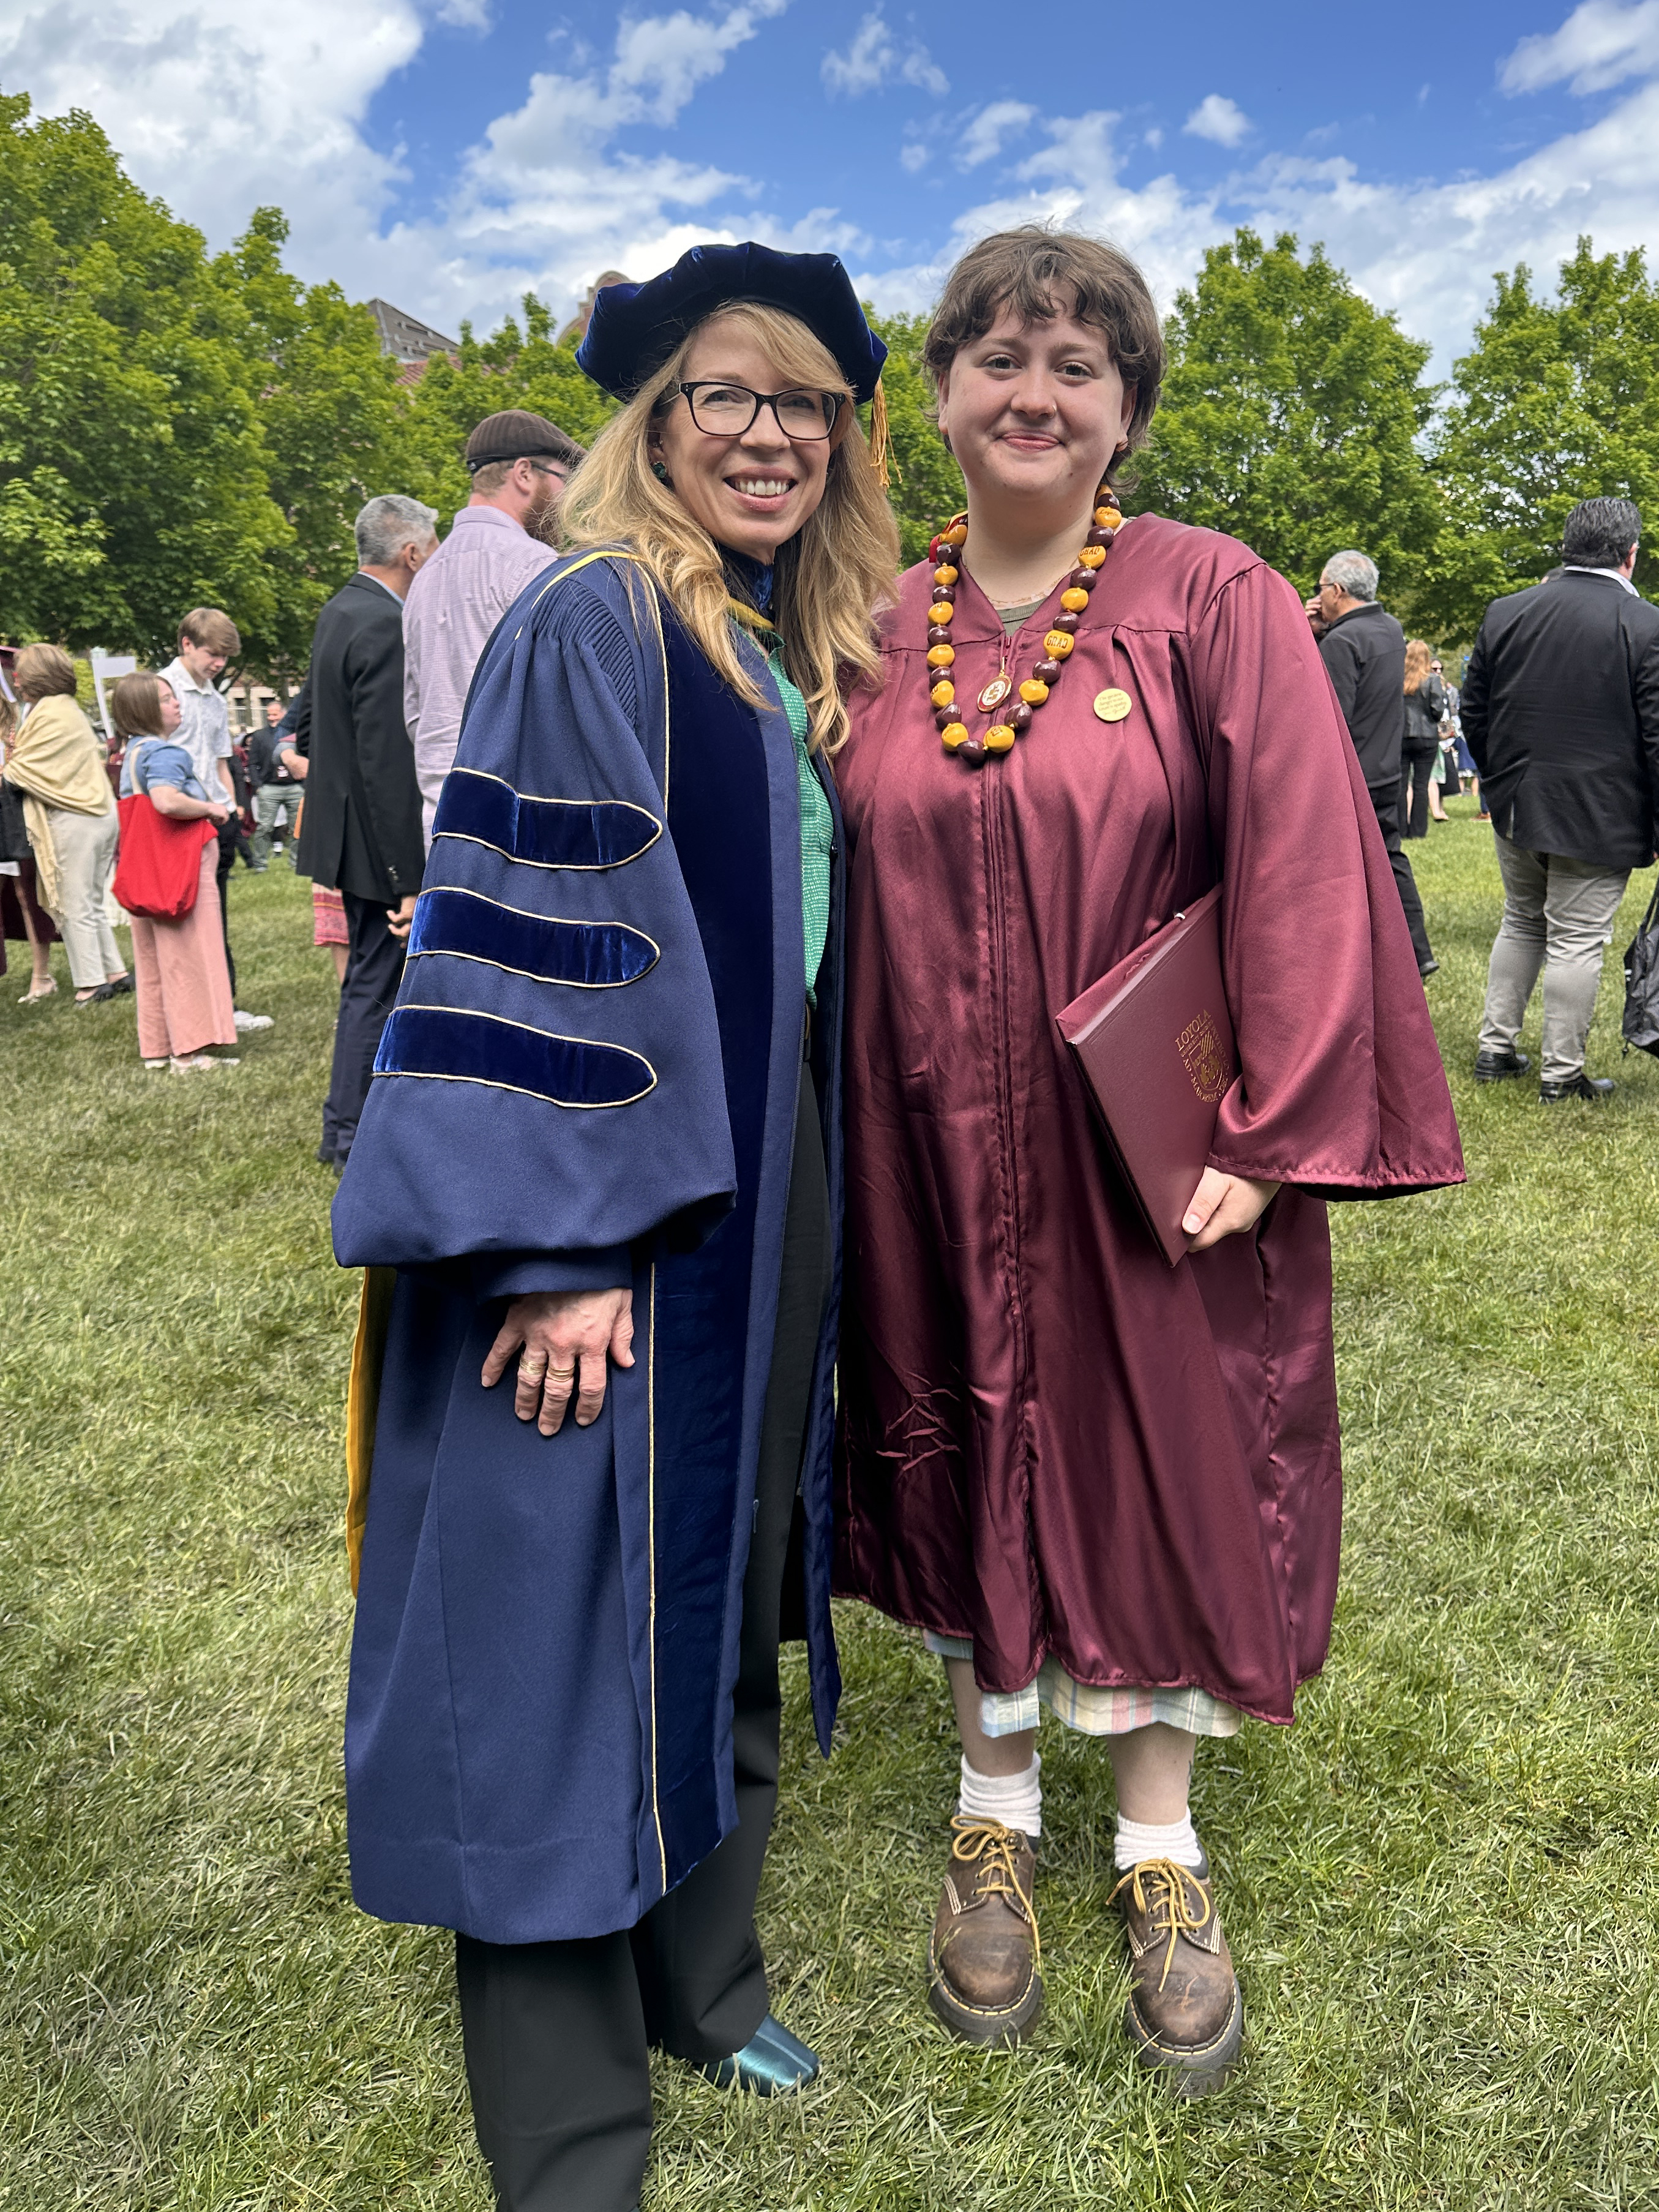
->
<box><xmin>1308</xmin><ymin>549</ymin><xmax>1437</xmax><ymax>978</ymax></box>
<box><xmin>1462</xmin><ymin>497</ymin><xmax>1659</xmax><ymax>1103</ymax></box>
<box><xmin>298</xmin><ymin>493</ymin><xmax>437</xmax><ymax>1168</ymax></box>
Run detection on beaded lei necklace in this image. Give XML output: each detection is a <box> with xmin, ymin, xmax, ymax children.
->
<box><xmin>924</xmin><ymin>481</ymin><xmax>1122</xmax><ymax>767</ymax></box>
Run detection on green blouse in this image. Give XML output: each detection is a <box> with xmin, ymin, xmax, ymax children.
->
<box><xmin>765</xmin><ymin>646</ymin><xmax>834</xmax><ymax>1003</ymax></box>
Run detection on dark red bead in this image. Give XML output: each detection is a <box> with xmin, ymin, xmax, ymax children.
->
<box><xmin>1034</xmin><ymin>657</ymin><xmax>1062</xmax><ymax>683</ymax></box>
<box><xmin>1068</xmin><ymin>566</ymin><xmax>1097</xmax><ymax>590</ymax></box>
<box><xmin>932</xmin><ymin>583</ymin><xmax>956</xmax><ymax>603</ymax></box>
<box><xmin>1086</xmin><ymin>526</ymin><xmax>1112</xmax><ymax>547</ymax></box>
<box><xmin>927</xmin><ymin>624</ymin><xmax>952</xmax><ymax>645</ymax></box>
<box><xmin>934</xmin><ymin>703</ymin><xmax>958</xmax><ymax>729</ymax></box>
<box><xmin>957</xmin><ymin>737</ymin><xmax>987</xmax><ymax>767</ymax></box>
<box><xmin>1053</xmin><ymin>611</ymin><xmax>1080</xmax><ymax>633</ymax></box>
<box><xmin>1009</xmin><ymin>702</ymin><xmax>1033</xmax><ymax>731</ymax></box>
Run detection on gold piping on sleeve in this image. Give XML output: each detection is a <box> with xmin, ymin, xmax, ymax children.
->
<box><xmin>377</xmin><ymin>1003</ymin><xmax>658</xmax><ymax>1108</ymax></box>
<box><xmin>404</xmin><ymin>885</ymin><xmax>661</xmax><ymax>988</ymax></box>
<box><xmin>647</xmin><ymin>1261</ymin><xmax>667</xmax><ymax>1888</ymax></box>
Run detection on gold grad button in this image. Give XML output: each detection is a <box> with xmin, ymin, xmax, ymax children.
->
<box><xmin>1093</xmin><ymin>688</ymin><xmax>1133</xmax><ymax>722</ymax></box>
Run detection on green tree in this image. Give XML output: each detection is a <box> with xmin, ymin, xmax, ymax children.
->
<box><xmin>865</xmin><ymin>310</ymin><xmax>962</xmax><ymax>566</ymax></box>
<box><xmin>1422</xmin><ymin>239</ymin><xmax>1659</xmax><ymax>639</ymax></box>
<box><xmin>0</xmin><ymin>94</ymin><xmax>286</xmax><ymax>659</ymax></box>
<box><xmin>1133</xmin><ymin>228</ymin><xmax>1441</xmax><ymax>610</ymax></box>
<box><xmin>397</xmin><ymin>296</ymin><xmax>621</xmax><ymax>527</ymax></box>
<box><xmin>219</xmin><ymin>208</ymin><xmax>405</xmax><ymax>670</ymax></box>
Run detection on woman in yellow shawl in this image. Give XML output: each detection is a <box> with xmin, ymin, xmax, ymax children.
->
<box><xmin>2</xmin><ymin>645</ymin><xmax>130</xmax><ymax>1003</ymax></box>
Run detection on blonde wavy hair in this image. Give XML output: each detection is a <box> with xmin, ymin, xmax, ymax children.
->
<box><xmin>561</xmin><ymin>302</ymin><xmax>898</xmax><ymax>752</ymax></box>
<box><xmin>1403</xmin><ymin>638</ymin><xmax>1434</xmax><ymax>695</ymax></box>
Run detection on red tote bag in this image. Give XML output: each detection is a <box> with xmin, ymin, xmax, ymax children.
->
<box><xmin>113</xmin><ymin>790</ymin><xmax>215</xmax><ymax>920</ymax></box>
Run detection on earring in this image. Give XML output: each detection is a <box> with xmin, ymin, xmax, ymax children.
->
<box><xmin>651</xmin><ymin>461</ymin><xmax>671</xmax><ymax>483</ymax></box>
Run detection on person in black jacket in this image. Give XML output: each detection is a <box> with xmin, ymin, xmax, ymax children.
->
<box><xmin>1308</xmin><ymin>549</ymin><xmax>1437</xmax><ymax>977</ymax></box>
<box><xmin>298</xmin><ymin>493</ymin><xmax>436</xmax><ymax>1168</ymax></box>
<box><xmin>1462</xmin><ymin>497</ymin><xmax>1659</xmax><ymax>1102</ymax></box>
<box><xmin>1399</xmin><ymin>639</ymin><xmax>1448</xmax><ymax>838</ymax></box>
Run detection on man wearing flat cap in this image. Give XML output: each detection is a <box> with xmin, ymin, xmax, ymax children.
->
<box><xmin>403</xmin><ymin>408</ymin><xmax>586</xmax><ymax>841</ymax></box>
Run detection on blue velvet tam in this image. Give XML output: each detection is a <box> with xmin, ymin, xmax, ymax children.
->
<box><xmin>575</xmin><ymin>241</ymin><xmax>887</xmax><ymax>405</ymax></box>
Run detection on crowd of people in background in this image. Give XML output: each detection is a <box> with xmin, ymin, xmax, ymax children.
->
<box><xmin>2</xmin><ymin>437</ymin><xmax>1650</xmax><ymax>1134</ymax></box>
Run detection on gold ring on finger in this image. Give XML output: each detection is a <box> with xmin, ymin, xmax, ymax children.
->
<box><xmin>547</xmin><ymin>1365</ymin><xmax>575</xmax><ymax>1380</ymax></box>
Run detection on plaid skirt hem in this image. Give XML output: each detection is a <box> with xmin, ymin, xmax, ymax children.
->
<box><xmin>923</xmin><ymin>1631</ymin><xmax>1242</xmax><ymax>1739</ymax></box>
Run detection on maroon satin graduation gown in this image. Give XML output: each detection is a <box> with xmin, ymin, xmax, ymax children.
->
<box><xmin>833</xmin><ymin>514</ymin><xmax>1463</xmax><ymax>1723</ymax></box>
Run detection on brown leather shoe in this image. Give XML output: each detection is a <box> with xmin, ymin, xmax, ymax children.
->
<box><xmin>927</xmin><ymin>1816</ymin><xmax>1043</xmax><ymax>2046</ymax></box>
<box><xmin>1112</xmin><ymin>1854</ymin><xmax>1243</xmax><ymax>2095</ymax></box>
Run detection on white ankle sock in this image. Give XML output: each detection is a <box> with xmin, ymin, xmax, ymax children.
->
<box><xmin>1114</xmin><ymin>1809</ymin><xmax>1203</xmax><ymax>1872</ymax></box>
<box><xmin>958</xmin><ymin>1752</ymin><xmax>1042</xmax><ymax>1839</ymax></box>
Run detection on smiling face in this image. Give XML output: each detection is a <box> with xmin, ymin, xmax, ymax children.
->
<box><xmin>648</xmin><ymin>314</ymin><xmax>846</xmax><ymax>563</ymax></box>
<box><xmin>935</xmin><ymin>307</ymin><xmax>1135</xmax><ymax>522</ymax></box>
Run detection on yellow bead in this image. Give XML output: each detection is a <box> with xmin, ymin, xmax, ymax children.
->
<box><xmin>1044</xmin><ymin>630</ymin><xmax>1075</xmax><ymax>659</ymax></box>
<box><xmin>940</xmin><ymin>721</ymin><xmax>969</xmax><ymax>750</ymax></box>
<box><xmin>1094</xmin><ymin>505</ymin><xmax>1121</xmax><ymax>528</ymax></box>
<box><xmin>928</xmin><ymin>602</ymin><xmax>955</xmax><ymax>626</ymax></box>
<box><xmin>1019</xmin><ymin>679</ymin><xmax>1049</xmax><ymax>706</ymax></box>
<box><xmin>930</xmin><ymin>680</ymin><xmax>956</xmax><ymax>708</ymax></box>
<box><xmin>927</xmin><ymin>643</ymin><xmax>956</xmax><ymax>668</ymax></box>
<box><xmin>985</xmin><ymin>723</ymin><xmax>1016</xmax><ymax>752</ymax></box>
<box><xmin>934</xmin><ymin>564</ymin><xmax>959</xmax><ymax>587</ymax></box>
<box><xmin>1061</xmin><ymin>588</ymin><xmax>1090</xmax><ymax>613</ymax></box>
<box><xmin>1077</xmin><ymin>544</ymin><xmax>1107</xmax><ymax>569</ymax></box>
<box><xmin>943</xmin><ymin>522</ymin><xmax>968</xmax><ymax>547</ymax></box>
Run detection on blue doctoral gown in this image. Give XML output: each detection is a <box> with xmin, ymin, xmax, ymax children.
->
<box><xmin>332</xmin><ymin>549</ymin><xmax>844</xmax><ymax>1944</ymax></box>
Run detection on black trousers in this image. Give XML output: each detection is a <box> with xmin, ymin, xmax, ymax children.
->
<box><xmin>455</xmin><ymin>1071</ymin><xmax>833</xmax><ymax>2212</ymax></box>
<box><xmin>214</xmin><ymin>817</ymin><xmax>241</xmax><ymax>1000</ymax></box>
<box><xmin>1368</xmin><ymin>781</ymin><xmax>1434</xmax><ymax>969</ymax></box>
<box><xmin>321</xmin><ymin>891</ymin><xmax>405</xmax><ymax>1166</ymax></box>
<box><xmin>1399</xmin><ymin>749</ymin><xmax>1437</xmax><ymax>839</ymax></box>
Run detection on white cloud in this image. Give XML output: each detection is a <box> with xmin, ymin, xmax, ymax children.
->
<box><xmin>1144</xmin><ymin>125</ymin><xmax>1163</xmax><ymax>149</ymax></box>
<box><xmin>0</xmin><ymin>0</ymin><xmax>799</xmax><ymax>340</ymax></box>
<box><xmin>822</xmin><ymin>11</ymin><xmax>948</xmax><ymax>98</ymax></box>
<box><xmin>1501</xmin><ymin>0</ymin><xmax>1659</xmax><ymax>94</ymax></box>
<box><xmin>1183</xmin><ymin>93</ymin><xmax>1251</xmax><ymax>146</ymax></box>
<box><xmin>957</xmin><ymin>100</ymin><xmax>1037</xmax><ymax>168</ymax></box>
<box><xmin>855</xmin><ymin>51</ymin><xmax>1659</xmax><ymax>379</ymax></box>
<box><xmin>899</xmin><ymin>141</ymin><xmax>929</xmax><ymax>173</ymax></box>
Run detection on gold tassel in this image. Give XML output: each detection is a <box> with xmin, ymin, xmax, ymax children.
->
<box><xmin>868</xmin><ymin>377</ymin><xmax>901</xmax><ymax>492</ymax></box>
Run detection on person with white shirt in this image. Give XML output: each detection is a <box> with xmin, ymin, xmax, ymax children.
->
<box><xmin>402</xmin><ymin>409</ymin><xmax>583</xmax><ymax>841</ymax></box>
<box><xmin>160</xmin><ymin>607</ymin><xmax>272</xmax><ymax>1032</ymax></box>
<box><xmin>1464</xmin><ymin>496</ymin><xmax>1659</xmax><ymax>1100</ymax></box>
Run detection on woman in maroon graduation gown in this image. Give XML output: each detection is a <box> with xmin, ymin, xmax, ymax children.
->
<box><xmin>833</xmin><ymin>228</ymin><xmax>1462</xmax><ymax>2091</ymax></box>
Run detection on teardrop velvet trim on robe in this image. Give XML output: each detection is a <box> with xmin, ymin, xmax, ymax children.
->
<box><xmin>407</xmin><ymin>887</ymin><xmax>661</xmax><ymax>989</ymax></box>
<box><xmin>373</xmin><ymin>1003</ymin><xmax>658</xmax><ymax>1108</ymax></box>
<box><xmin>433</xmin><ymin>766</ymin><xmax>663</xmax><ymax>870</ymax></box>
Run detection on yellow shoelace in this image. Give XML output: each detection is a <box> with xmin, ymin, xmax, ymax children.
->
<box><xmin>948</xmin><ymin>1816</ymin><xmax>1041</xmax><ymax>1968</ymax></box>
<box><xmin>1109</xmin><ymin>1856</ymin><xmax>1213</xmax><ymax>1990</ymax></box>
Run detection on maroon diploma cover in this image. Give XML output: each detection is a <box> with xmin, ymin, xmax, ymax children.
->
<box><xmin>1055</xmin><ymin>885</ymin><xmax>1237</xmax><ymax>1267</ymax></box>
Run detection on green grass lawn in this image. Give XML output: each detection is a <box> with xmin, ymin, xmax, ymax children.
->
<box><xmin>2</xmin><ymin>804</ymin><xmax>1657</xmax><ymax>2210</ymax></box>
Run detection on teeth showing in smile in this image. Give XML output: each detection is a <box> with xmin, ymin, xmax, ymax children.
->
<box><xmin>732</xmin><ymin>478</ymin><xmax>793</xmax><ymax>497</ymax></box>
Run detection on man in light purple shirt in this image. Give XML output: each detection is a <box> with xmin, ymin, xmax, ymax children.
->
<box><xmin>403</xmin><ymin>408</ymin><xmax>586</xmax><ymax>840</ymax></box>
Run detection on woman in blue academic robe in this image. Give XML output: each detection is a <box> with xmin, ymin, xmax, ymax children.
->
<box><xmin>331</xmin><ymin>244</ymin><xmax>899</xmax><ymax>2211</ymax></box>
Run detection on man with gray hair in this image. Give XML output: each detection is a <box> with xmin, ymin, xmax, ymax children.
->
<box><xmin>1461</xmin><ymin>496</ymin><xmax>1659</xmax><ymax>1101</ymax></box>
<box><xmin>296</xmin><ymin>492</ymin><xmax>438</xmax><ymax>1168</ymax></box>
<box><xmin>1308</xmin><ymin>549</ymin><xmax>1437</xmax><ymax>978</ymax></box>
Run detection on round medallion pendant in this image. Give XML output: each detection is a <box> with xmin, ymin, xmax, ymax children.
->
<box><xmin>1093</xmin><ymin>687</ymin><xmax>1133</xmax><ymax>722</ymax></box>
<box><xmin>976</xmin><ymin>674</ymin><xmax>1013</xmax><ymax>714</ymax></box>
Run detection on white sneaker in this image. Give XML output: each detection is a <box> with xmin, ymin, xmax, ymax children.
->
<box><xmin>170</xmin><ymin>1053</ymin><xmax>240</xmax><ymax>1073</ymax></box>
<box><xmin>234</xmin><ymin>1010</ymin><xmax>274</xmax><ymax>1031</ymax></box>
<box><xmin>143</xmin><ymin>1057</ymin><xmax>168</xmax><ymax>1071</ymax></box>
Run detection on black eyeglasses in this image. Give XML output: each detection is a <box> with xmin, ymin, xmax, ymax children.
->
<box><xmin>677</xmin><ymin>381</ymin><xmax>844</xmax><ymax>441</ymax></box>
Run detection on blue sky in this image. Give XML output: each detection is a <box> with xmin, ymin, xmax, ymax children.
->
<box><xmin>6</xmin><ymin>0</ymin><xmax>1659</xmax><ymax>369</ymax></box>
